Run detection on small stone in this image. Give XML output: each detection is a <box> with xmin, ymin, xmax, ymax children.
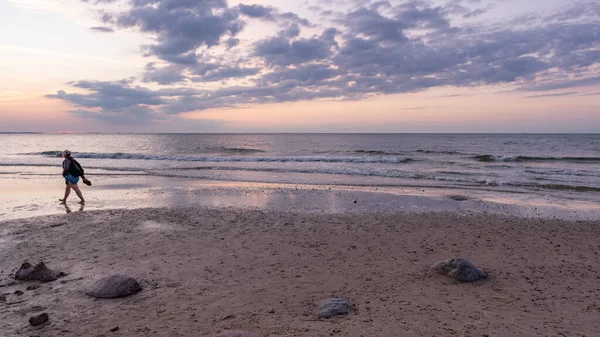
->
<box><xmin>318</xmin><ymin>298</ymin><xmax>354</xmax><ymax>318</ymax></box>
<box><xmin>29</xmin><ymin>313</ymin><xmax>49</xmax><ymax>326</ymax></box>
<box><xmin>14</xmin><ymin>262</ymin><xmax>64</xmax><ymax>283</ymax></box>
<box><xmin>110</xmin><ymin>326</ymin><xmax>119</xmax><ymax>332</ymax></box>
<box><xmin>14</xmin><ymin>290</ymin><xmax>24</xmax><ymax>296</ymax></box>
<box><xmin>86</xmin><ymin>275</ymin><xmax>142</xmax><ymax>299</ymax></box>
<box><xmin>27</xmin><ymin>285</ymin><xmax>40</xmax><ymax>291</ymax></box>
<box><xmin>431</xmin><ymin>258</ymin><xmax>487</xmax><ymax>282</ymax></box>
<box><xmin>0</xmin><ymin>294</ymin><xmax>6</xmax><ymax>302</ymax></box>
<box><xmin>214</xmin><ymin>331</ymin><xmax>262</xmax><ymax>337</ymax></box>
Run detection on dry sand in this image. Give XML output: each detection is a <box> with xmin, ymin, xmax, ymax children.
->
<box><xmin>1</xmin><ymin>207</ymin><xmax>599</xmax><ymax>337</ymax></box>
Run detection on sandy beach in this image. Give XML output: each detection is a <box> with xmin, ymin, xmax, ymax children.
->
<box><xmin>1</xmin><ymin>207</ymin><xmax>599</xmax><ymax>337</ymax></box>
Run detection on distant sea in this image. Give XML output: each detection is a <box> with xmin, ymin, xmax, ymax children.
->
<box><xmin>1</xmin><ymin>133</ymin><xmax>599</xmax><ymax>202</ymax></box>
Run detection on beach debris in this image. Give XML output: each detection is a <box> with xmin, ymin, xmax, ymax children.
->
<box><xmin>431</xmin><ymin>258</ymin><xmax>487</xmax><ymax>282</ymax></box>
<box><xmin>214</xmin><ymin>331</ymin><xmax>263</xmax><ymax>337</ymax></box>
<box><xmin>318</xmin><ymin>298</ymin><xmax>354</xmax><ymax>318</ymax></box>
<box><xmin>14</xmin><ymin>290</ymin><xmax>24</xmax><ymax>296</ymax></box>
<box><xmin>110</xmin><ymin>326</ymin><xmax>120</xmax><ymax>332</ymax></box>
<box><xmin>0</xmin><ymin>294</ymin><xmax>6</xmax><ymax>302</ymax></box>
<box><xmin>29</xmin><ymin>313</ymin><xmax>49</xmax><ymax>326</ymax></box>
<box><xmin>86</xmin><ymin>274</ymin><xmax>142</xmax><ymax>299</ymax></box>
<box><xmin>14</xmin><ymin>262</ymin><xmax>65</xmax><ymax>283</ymax></box>
<box><xmin>448</xmin><ymin>195</ymin><xmax>470</xmax><ymax>201</ymax></box>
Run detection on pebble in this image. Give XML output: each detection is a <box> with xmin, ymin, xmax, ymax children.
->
<box><xmin>14</xmin><ymin>262</ymin><xmax>64</xmax><ymax>283</ymax></box>
<box><xmin>318</xmin><ymin>298</ymin><xmax>354</xmax><ymax>318</ymax></box>
<box><xmin>86</xmin><ymin>275</ymin><xmax>142</xmax><ymax>299</ymax></box>
<box><xmin>431</xmin><ymin>258</ymin><xmax>487</xmax><ymax>282</ymax></box>
<box><xmin>29</xmin><ymin>313</ymin><xmax>49</xmax><ymax>326</ymax></box>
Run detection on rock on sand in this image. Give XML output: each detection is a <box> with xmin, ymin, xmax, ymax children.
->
<box><xmin>29</xmin><ymin>313</ymin><xmax>49</xmax><ymax>326</ymax></box>
<box><xmin>318</xmin><ymin>298</ymin><xmax>354</xmax><ymax>318</ymax></box>
<box><xmin>86</xmin><ymin>274</ymin><xmax>142</xmax><ymax>299</ymax></box>
<box><xmin>431</xmin><ymin>258</ymin><xmax>487</xmax><ymax>282</ymax></box>
<box><xmin>14</xmin><ymin>262</ymin><xmax>64</xmax><ymax>283</ymax></box>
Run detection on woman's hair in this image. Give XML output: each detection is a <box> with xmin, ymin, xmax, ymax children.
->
<box><xmin>62</xmin><ymin>150</ymin><xmax>71</xmax><ymax>157</ymax></box>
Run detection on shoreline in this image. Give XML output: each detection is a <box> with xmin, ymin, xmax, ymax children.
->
<box><xmin>2</xmin><ymin>175</ymin><xmax>600</xmax><ymax>222</ymax></box>
<box><xmin>1</xmin><ymin>207</ymin><xmax>600</xmax><ymax>336</ymax></box>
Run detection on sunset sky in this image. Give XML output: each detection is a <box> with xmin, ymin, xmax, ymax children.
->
<box><xmin>0</xmin><ymin>0</ymin><xmax>599</xmax><ymax>133</ymax></box>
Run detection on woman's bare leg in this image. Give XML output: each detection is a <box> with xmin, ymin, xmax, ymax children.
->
<box><xmin>69</xmin><ymin>182</ymin><xmax>85</xmax><ymax>204</ymax></box>
<box><xmin>60</xmin><ymin>185</ymin><xmax>71</xmax><ymax>204</ymax></box>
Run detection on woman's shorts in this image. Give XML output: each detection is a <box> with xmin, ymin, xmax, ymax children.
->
<box><xmin>65</xmin><ymin>174</ymin><xmax>80</xmax><ymax>185</ymax></box>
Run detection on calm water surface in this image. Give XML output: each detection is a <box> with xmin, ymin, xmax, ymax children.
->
<box><xmin>1</xmin><ymin>133</ymin><xmax>599</xmax><ymax>202</ymax></box>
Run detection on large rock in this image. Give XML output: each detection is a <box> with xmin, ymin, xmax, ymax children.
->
<box><xmin>14</xmin><ymin>262</ymin><xmax>64</xmax><ymax>283</ymax></box>
<box><xmin>86</xmin><ymin>274</ymin><xmax>142</xmax><ymax>299</ymax></box>
<box><xmin>431</xmin><ymin>258</ymin><xmax>487</xmax><ymax>282</ymax></box>
<box><xmin>214</xmin><ymin>331</ymin><xmax>263</xmax><ymax>337</ymax></box>
<box><xmin>318</xmin><ymin>298</ymin><xmax>354</xmax><ymax>318</ymax></box>
<box><xmin>29</xmin><ymin>313</ymin><xmax>49</xmax><ymax>326</ymax></box>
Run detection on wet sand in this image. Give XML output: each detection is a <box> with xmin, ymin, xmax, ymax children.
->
<box><xmin>2</xmin><ymin>174</ymin><xmax>600</xmax><ymax>221</ymax></box>
<box><xmin>1</xmin><ymin>207</ymin><xmax>599</xmax><ymax>337</ymax></box>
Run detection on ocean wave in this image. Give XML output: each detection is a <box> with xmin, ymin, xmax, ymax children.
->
<box><xmin>27</xmin><ymin>151</ymin><xmax>414</xmax><ymax>164</ymax></box>
<box><xmin>207</xmin><ymin>147</ymin><xmax>265</xmax><ymax>154</ymax></box>
<box><xmin>524</xmin><ymin>168</ymin><xmax>600</xmax><ymax>178</ymax></box>
<box><xmin>473</xmin><ymin>154</ymin><xmax>600</xmax><ymax>163</ymax></box>
<box><xmin>416</xmin><ymin>149</ymin><xmax>465</xmax><ymax>155</ymax></box>
<box><xmin>163</xmin><ymin>166</ymin><xmax>500</xmax><ymax>186</ymax></box>
<box><xmin>506</xmin><ymin>182</ymin><xmax>600</xmax><ymax>193</ymax></box>
<box><xmin>354</xmin><ymin>150</ymin><xmax>405</xmax><ymax>155</ymax></box>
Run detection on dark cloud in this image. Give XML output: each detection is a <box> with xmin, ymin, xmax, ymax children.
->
<box><xmin>525</xmin><ymin>92</ymin><xmax>579</xmax><ymax>99</ymax></box>
<box><xmin>238</xmin><ymin>4</ymin><xmax>275</xmax><ymax>20</ymax></box>
<box><xmin>224</xmin><ymin>37</ymin><xmax>240</xmax><ymax>49</ymax></box>
<box><xmin>518</xmin><ymin>76</ymin><xmax>600</xmax><ymax>92</ymax></box>
<box><xmin>110</xmin><ymin>0</ymin><xmax>243</xmax><ymax>64</ymax></box>
<box><xmin>143</xmin><ymin>63</ymin><xmax>187</xmax><ymax>84</ymax></box>
<box><xmin>46</xmin><ymin>80</ymin><xmax>206</xmax><ymax>123</ymax></box>
<box><xmin>90</xmin><ymin>26</ymin><xmax>114</xmax><ymax>32</ymax></box>
<box><xmin>342</xmin><ymin>8</ymin><xmax>408</xmax><ymax>42</ymax></box>
<box><xmin>253</xmin><ymin>29</ymin><xmax>338</xmax><ymax>66</ymax></box>
<box><xmin>191</xmin><ymin>65</ymin><xmax>260</xmax><ymax>82</ymax></box>
<box><xmin>436</xmin><ymin>94</ymin><xmax>464</xmax><ymax>98</ymax></box>
<box><xmin>62</xmin><ymin>0</ymin><xmax>600</xmax><ymax>124</ymax></box>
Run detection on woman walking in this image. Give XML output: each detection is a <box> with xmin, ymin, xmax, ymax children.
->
<box><xmin>59</xmin><ymin>150</ymin><xmax>88</xmax><ymax>204</ymax></box>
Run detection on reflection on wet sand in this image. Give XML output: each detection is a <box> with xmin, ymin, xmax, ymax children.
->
<box><xmin>64</xmin><ymin>203</ymin><xmax>85</xmax><ymax>214</ymax></box>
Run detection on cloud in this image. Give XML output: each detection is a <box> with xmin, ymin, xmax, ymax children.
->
<box><xmin>518</xmin><ymin>76</ymin><xmax>600</xmax><ymax>92</ymax></box>
<box><xmin>525</xmin><ymin>92</ymin><xmax>579</xmax><ymax>99</ymax></box>
<box><xmin>46</xmin><ymin>80</ymin><xmax>206</xmax><ymax>123</ymax></box>
<box><xmin>108</xmin><ymin>0</ymin><xmax>243</xmax><ymax>64</ymax></box>
<box><xmin>191</xmin><ymin>65</ymin><xmax>260</xmax><ymax>82</ymax></box>
<box><xmin>238</xmin><ymin>4</ymin><xmax>275</xmax><ymax>20</ymax></box>
<box><xmin>580</xmin><ymin>92</ymin><xmax>600</xmax><ymax>96</ymax></box>
<box><xmin>90</xmin><ymin>26</ymin><xmax>114</xmax><ymax>33</ymax></box>
<box><xmin>253</xmin><ymin>29</ymin><xmax>338</xmax><ymax>66</ymax></box>
<box><xmin>142</xmin><ymin>63</ymin><xmax>187</xmax><ymax>84</ymax></box>
<box><xmin>61</xmin><ymin>0</ymin><xmax>600</xmax><ymax>124</ymax></box>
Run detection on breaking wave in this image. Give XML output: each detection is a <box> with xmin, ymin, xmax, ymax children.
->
<box><xmin>27</xmin><ymin>151</ymin><xmax>414</xmax><ymax>164</ymax></box>
<box><xmin>473</xmin><ymin>155</ymin><xmax>600</xmax><ymax>163</ymax></box>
